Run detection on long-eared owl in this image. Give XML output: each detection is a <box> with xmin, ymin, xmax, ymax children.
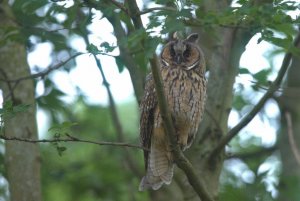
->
<box><xmin>139</xmin><ymin>33</ymin><xmax>207</xmax><ymax>190</ymax></box>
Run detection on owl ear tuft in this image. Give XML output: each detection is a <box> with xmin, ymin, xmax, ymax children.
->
<box><xmin>171</xmin><ymin>32</ymin><xmax>179</xmax><ymax>40</ymax></box>
<box><xmin>186</xmin><ymin>33</ymin><xmax>199</xmax><ymax>43</ymax></box>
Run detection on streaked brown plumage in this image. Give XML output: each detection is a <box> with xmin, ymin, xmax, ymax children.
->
<box><xmin>139</xmin><ymin>33</ymin><xmax>206</xmax><ymax>191</ymax></box>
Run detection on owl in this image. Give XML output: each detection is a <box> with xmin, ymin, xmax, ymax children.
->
<box><xmin>139</xmin><ymin>33</ymin><xmax>207</xmax><ymax>191</ymax></box>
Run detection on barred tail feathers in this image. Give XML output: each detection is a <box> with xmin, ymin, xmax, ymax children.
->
<box><xmin>139</xmin><ymin>141</ymin><xmax>173</xmax><ymax>191</ymax></box>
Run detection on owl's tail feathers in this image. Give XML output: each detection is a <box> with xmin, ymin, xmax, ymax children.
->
<box><xmin>139</xmin><ymin>145</ymin><xmax>174</xmax><ymax>191</ymax></box>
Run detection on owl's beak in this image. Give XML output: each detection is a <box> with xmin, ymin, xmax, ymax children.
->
<box><xmin>175</xmin><ymin>54</ymin><xmax>183</xmax><ymax>64</ymax></box>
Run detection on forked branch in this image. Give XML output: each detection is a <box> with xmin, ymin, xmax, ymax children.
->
<box><xmin>210</xmin><ymin>32</ymin><xmax>300</xmax><ymax>159</ymax></box>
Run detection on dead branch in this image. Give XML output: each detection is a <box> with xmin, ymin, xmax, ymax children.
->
<box><xmin>0</xmin><ymin>134</ymin><xmax>147</xmax><ymax>150</ymax></box>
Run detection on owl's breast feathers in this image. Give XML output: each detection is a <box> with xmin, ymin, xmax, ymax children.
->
<box><xmin>160</xmin><ymin>66</ymin><xmax>206</xmax><ymax>148</ymax></box>
<box><xmin>139</xmin><ymin>64</ymin><xmax>206</xmax><ymax>191</ymax></box>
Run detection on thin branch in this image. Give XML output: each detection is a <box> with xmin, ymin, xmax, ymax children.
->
<box><xmin>84</xmin><ymin>0</ymin><xmax>129</xmax><ymax>15</ymax></box>
<box><xmin>0</xmin><ymin>134</ymin><xmax>147</xmax><ymax>150</ymax></box>
<box><xmin>139</xmin><ymin>7</ymin><xmax>177</xmax><ymax>15</ymax></box>
<box><xmin>184</xmin><ymin>18</ymin><xmax>254</xmax><ymax>30</ymax></box>
<box><xmin>79</xmin><ymin>8</ymin><xmax>142</xmax><ymax>174</ymax></box>
<box><xmin>149</xmin><ymin>57</ymin><xmax>214</xmax><ymax>201</ymax></box>
<box><xmin>108</xmin><ymin>0</ymin><xmax>129</xmax><ymax>15</ymax></box>
<box><xmin>0</xmin><ymin>52</ymin><xmax>84</xmax><ymax>83</ymax></box>
<box><xmin>92</xmin><ymin>55</ymin><xmax>125</xmax><ymax>142</ymax></box>
<box><xmin>285</xmin><ymin>111</ymin><xmax>300</xmax><ymax>167</ymax></box>
<box><xmin>210</xmin><ymin>32</ymin><xmax>300</xmax><ymax>159</ymax></box>
<box><xmin>226</xmin><ymin>145</ymin><xmax>277</xmax><ymax>160</ymax></box>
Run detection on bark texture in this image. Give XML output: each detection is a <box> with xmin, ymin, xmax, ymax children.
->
<box><xmin>277</xmin><ymin>41</ymin><xmax>300</xmax><ymax>201</ymax></box>
<box><xmin>150</xmin><ymin>1</ymin><xmax>254</xmax><ymax>200</ymax></box>
<box><xmin>0</xmin><ymin>3</ymin><xmax>41</xmax><ymax>201</ymax></box>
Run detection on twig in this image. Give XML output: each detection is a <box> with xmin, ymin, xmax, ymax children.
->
<box><xmin>108</xmin><ymin>0</ymin><xmax>129</xmax><ymax>15</ymax></box>
<box><xmin>0</xmin><ymin>134</ymin><xmax>148</xmax><ymax>150</ymax></box>
<box><xmin>139</xmin><ymin>7</ymin><xmax>177</xmax><ymax>15</ymax></box>
<box><xmin>285</xmin><ymin>111</ymin><xmax>300</xmax><ymax>167</ymax></box>
<box><xmin>92</xmin><ymin>53</ymin><xmax>142</xmax><ymax>175</ymax></box>
<box><xmin>0</xmin><ymin>52</ymin><xmax>84</xmax><ymax>83</ymax></box>
<box><xmin>210</xmin><ymin>32</ymin><xmax>300</xmax><ymax>159</ymax></box>
<box><xmin>184</xmin><ymin>18</ymin><xmax>253</xmax><ymax>30</ymax></box>
<box><xmin>92</xmin><ymin>55</ymin><xmax>125</xmax><ymax>142</ymax></box>
<box><xmin>78</xmin><ymin>7</ymin><xmax>142</xmax><ymax>174</ymax></box>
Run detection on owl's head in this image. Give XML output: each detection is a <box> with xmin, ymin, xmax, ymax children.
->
<box><xmin>161</xmin><ymin>33</ymin><xmax>205</xmax><ymax>72</ymax></box>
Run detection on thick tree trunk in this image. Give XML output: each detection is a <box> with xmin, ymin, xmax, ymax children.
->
<box><xmin>0</xmin><ymin>3</ymin><xmax>41</xmax><ymax>201</ymax></box>
<box><xmin>277</xmin><ymin>41</ymin><xmax>300</xmax><ymax>201</ymax></box>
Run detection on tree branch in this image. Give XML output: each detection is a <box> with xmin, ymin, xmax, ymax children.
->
<box><xmin>139</xmin><ymin>6</ymin><xmax>177</xmax><ymax>15</ymax></box>
<box><xmin>226</xmin><ymin>145</ymin><xmax>277</xmax><ymax>160</ymax></box>
<box><xmin>0</xmin><ymin>134</ymin><xmax>147</xmax><ymax>150</ymax></box>
<box><xmin>285</xmin><ymin>111</ymin><xmax>300</xmax><ymax>167</ymax></box>
<box><xmin>210</xmin><ymin>32</ymin><xmax>300</xmax><ymax>159</ymax></box>
<box><xmin>126</xmin><ymin>0</ymin><xmax>213</xmax><ymax>199</ymax></box>
<box><xmin>0</xmin><ymin>52</ymin><xmax>84</xmax><ymax>83</ymax></box>
<box><xmin>78</xmin><ymin>8</ymin><xmax>142</xmax><ymax>175</ymax></box>
<box><xmin>108</xmin><ymin>0</ymin><xmax>129</xmax><ymax>15</ymax></box>
<box><xmin>92</xmin><ymin>55</ymin><xmax>126</xmax><ymax>142</ymax></box>
<box><xmin>87</xmin><ymin>0</ymin><xmax>146</xmax><ymax>102</ymax></box>
<box><xmin>93</xmin><ymin>55</ymin><xmax>143</xmax><ymax>176</ymax></box>
<box><xmin>149</xmin><ymin>58</ymin><xmax>213</xmax><ymax>201</ymax></box>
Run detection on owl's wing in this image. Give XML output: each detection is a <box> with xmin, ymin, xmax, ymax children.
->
<box><xmin>140</xmin><ymin>74</ymin><xmax>157</xmax><ymax>169</ymax></box>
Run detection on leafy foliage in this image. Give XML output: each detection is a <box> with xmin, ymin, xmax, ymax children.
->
<box><xmin>1</xmin><ymin>0</ymin><xmax>300</xmax><ymax>200</ymax></box>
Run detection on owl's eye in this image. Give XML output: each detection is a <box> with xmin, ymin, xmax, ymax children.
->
<box><xmin>183</xmin><ymin>46</ymin><xmax>191</xmax><ymax>58</ymax></box>
<box><xmin>169</xmin><ymin>45</ymin><xmax>176</xmax><ymax>57</ymax></box>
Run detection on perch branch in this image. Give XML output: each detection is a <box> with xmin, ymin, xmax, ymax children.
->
<box><xmin>210</xmin><ymin>32</ymin><xmax>300</xmax><ymax>159</ymax></box>
<box><xmin>0</xmin><ymin>134</ymin><xmax>147</xmax><ymax>150</ymax></box>
<box><xmin>149</xmin><ymin>57</ymin><xmax>214</xmax><ymax>201</ymax></box>
<box><xmin>127</xmin><ymin>0</ymin><xmax>213</xmax><ymax>199</ymax></box>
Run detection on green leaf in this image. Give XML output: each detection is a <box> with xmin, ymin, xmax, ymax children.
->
<box><xmin>114</xmin><ymin>56</ymin><xmax>124</xmax><ymax>73</ymax></box>
<box><xmin>253</xmin><ymin>69</ymin><xmax>271</xmax><ymax>82</ymax></box>
<box><xmin>233</xmin><ymin>95</ymin><xmax>248</xmax><ymax>111</ymax></box>
<box><xmin>239</xmin><ymin>67</ymin><xmax>251</xmax><ymax>74</ymax></box>
<box><xmin>100</xmin><ymin>42</ymin><xmax>116</xmax><ymax>53</ymax></box>
<box><xmin>86</xmin><ymin>43</ymin><xmax>101</xmax><ymax>55</ymax></box>
<box><xmin>266</xmin><ymin>37</ymin><xmax>292</xmax><ymax>50</ymax></box>
<box><xmin>56</xmin><ymin>146</ymin><xmax>67</xmax><ymax>156</ymax></box>
<box><xmin>48</xmin><ymin>121</ymin><xmax>78</xmax><ymax>134</ymax></box>
<box><xmin>22</xmin><ymin>0</ymin><xmax>48</xmax><ymax>14</ymax></box>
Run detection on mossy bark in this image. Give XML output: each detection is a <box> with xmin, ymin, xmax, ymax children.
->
<box><xmin>0</xmin><ymin>3</ymin><xmax>41</xmax><ymax>201</ymax></box>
